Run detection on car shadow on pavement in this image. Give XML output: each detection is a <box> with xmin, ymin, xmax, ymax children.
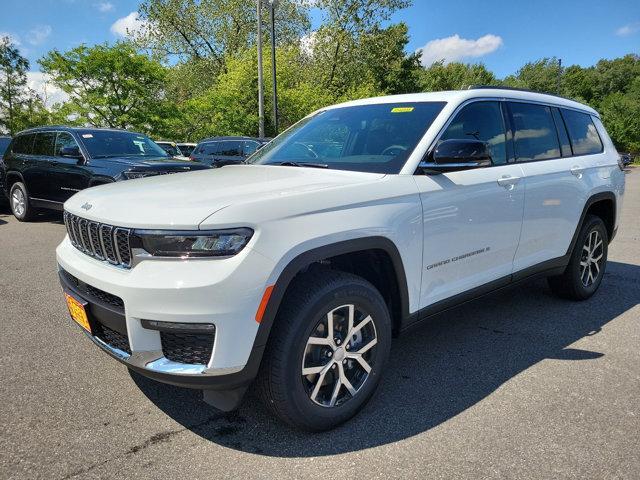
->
<box><xmin>131</xmin><ymin>260</ymin><xmax>639</xmax><ymax>457</ymax></box>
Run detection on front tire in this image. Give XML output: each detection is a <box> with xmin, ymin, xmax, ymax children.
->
<box><xmin>257</xmin><ymin>268</ymin><xmax>392</xmax><ymax>431</ymax></box>
<box><xmin>548</xmin><ymin>214</ymin><xmax>608</xmax><ymax>300</ymax></box>
<box><xmin>9</xmin><ymin>182</ymin><xmax>36</xmax><ymax>222</ymax></box>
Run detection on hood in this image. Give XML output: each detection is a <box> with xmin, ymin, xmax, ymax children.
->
<box><xmin>96</xmin><ymin>155</ymin><xmax>208</xmax><ymax>169</ymax></box>
<box><xmin>64</xmin><ymin>165</ymin><xmax>384</xmax><ymax>229</ymax></box>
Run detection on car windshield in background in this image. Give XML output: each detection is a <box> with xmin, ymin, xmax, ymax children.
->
<box><xmin>247</xmin><ymin>102</ymin><xmax>446</xmax><ymax>174</ymax></box>
<box><xmin>79</xmin><ymin>130</ymin><xmax>168</xmax><ymax>159</ymax></box>
<box><xmin>158</xmin><ymin>143</ymin><xmax>181</xmax><ymax>156</ymax></box>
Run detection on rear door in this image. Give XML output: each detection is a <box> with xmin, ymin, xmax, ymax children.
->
<box><xmin>509</xmin><ymin>103</ymin><xmax>595</xmax><ymax>272</ymax></box>
<box><xmin>16</xmin><ymin>133</ymin><xmax>49</xmax><ymax>199</ymax></box>
<box><xmin>414</xmin><ymin>100</ymin><xmax>526</xmax><ymax>309</ymax></box>
<box><xmin>48</xmin><ymin>132</ymin><xmax>92</xmax><ymax>203</ymax></box>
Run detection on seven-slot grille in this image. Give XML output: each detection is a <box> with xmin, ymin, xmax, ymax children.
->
<box><xmin>64</xmin><ymin>211</ymin><xmax>132</xmax><ymax>268</ymax></box>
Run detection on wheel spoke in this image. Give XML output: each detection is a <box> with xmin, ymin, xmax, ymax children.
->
<box><xmin>593</xmin><ymin>261</ymin><xmax>600</xmax><ymax>274</ymax></box>
<box><xmin>306</xmin><ymin>336</ymin><xmax>333</xmax><ymax>346</ymax></box>
<box><xmin>347</xmin><ymin>353</ymin><xmax>372</xmax><ymax>373</ymax></box>
<box><xmin>302</xmin><ymin>364</ymin><xmax>326</xmax><ymax>376</ymax></box>
<box><xmin>356</xmin><ymin>337</ymin><xmax>377</xmax><ymax>355</ymax></box>
<box><xmin>328</xmin><ymin>375</ymin><xmax>342</xmax><ymax>407</ymax></box>
<box><xmin>592</xmin><ymin>253</ymin><xmax>603</xmax><ymax>262</ymax></box>
<box><xmin>339</xmin><ymin>363</ymin><xmax>357</xmax><ymax>396</ymax></box>
<box><xmin>309</xmin><ymin>369</ymin><xmax>328</xmax><ymax>402</ymax></box>
<box><xmin>348</xmin><ymin>315</ymin><xmax>372</xmax><ymax>340</ymax></box>
<box><xmin>326</xmin><ymin>311</ymin><xmax>335</xmax><ymax>343</ymax></box>
<box><xmin>593</xmin><ymin>239</ymin><xmax>602</xmax><ymax>251</ymax></box>
<box><xmin>581</xmin><ymin>265</ymin><xmax>589</xmax><ymax>283</ymax></box>
<box><xmin>346</xmin><ymin>304</ymin><xmax>355</xmax><ymax>339</ymax></box>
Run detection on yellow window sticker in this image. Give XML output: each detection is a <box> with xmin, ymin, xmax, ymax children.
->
<box><xmin>391</xmin><ymin>106</ymin><xmax>414</xmax><ymax>113</ymax></box>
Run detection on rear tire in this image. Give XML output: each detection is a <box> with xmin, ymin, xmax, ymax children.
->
<box><xmin>9</xmin><ymin>182</ymin><xmax>36</xmax><ymax>222</ymax></box>
<box><xmin>548</xmin><ymin>215</ymin><xmax>608</xmax><ymax>300</ymax></box>
<box><xmin>257</xmin><ymin>268</ymin><xmax>392</xmax><ymax>431</ymax></box>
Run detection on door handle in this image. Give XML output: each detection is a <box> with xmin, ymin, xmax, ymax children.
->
<box><xmin>497</xmin><ymin>175</ymin><xmax>521</xmax><ymax>189</ymax></box>
<box><xmin>570</xmin><ymin>165</ymin><xmax>584</xmax><ymax>177</ymax></box>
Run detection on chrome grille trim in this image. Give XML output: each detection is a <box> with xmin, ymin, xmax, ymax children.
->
<box><xmin>64</xmin><ymin>212</ymin><xmax>133</xmax><ymax>269</ymax></box>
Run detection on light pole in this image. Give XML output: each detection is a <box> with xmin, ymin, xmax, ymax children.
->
<box><xmin>257</xmin><ymin>0</ymin><xmax>265</xmax><ymax>138</ymax></box>
<box><xmin>268</xmin><ymin>0</ymin><xmax>279</xmax><ymax>135</ymax></box>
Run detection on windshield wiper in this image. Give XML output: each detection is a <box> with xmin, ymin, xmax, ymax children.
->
<box><xmin>276</xmin><ymin>161</ymin><xmax>329</xmax><ymax>169</ymax></box>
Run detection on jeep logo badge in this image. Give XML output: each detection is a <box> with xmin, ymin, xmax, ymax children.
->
<box><xmin>81</xmin><ymin>203</ymin><xmax>92</xmax><ymax>211</ymax></box>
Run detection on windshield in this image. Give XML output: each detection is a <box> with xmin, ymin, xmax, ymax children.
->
<box><xmin>248</xmin><ymin>102</ymin><xmax>446</xmax><ymax>173</ymax></box>
<box><xmin>178</xmin><ymin>144</ymin><xmax>195</xmax><ymax>156</ymax></box>
<box><xmin>78</xmin><ymin>130</ymin><xmax>168</xmax><ymax>159</ymax></box>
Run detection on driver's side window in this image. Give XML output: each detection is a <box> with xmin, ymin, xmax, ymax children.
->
<box><xmin>441</xmin><ymin>101</ymin><xmax>507</xmax><ymax>165</ymax></box>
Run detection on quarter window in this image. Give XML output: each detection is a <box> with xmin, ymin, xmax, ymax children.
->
<box><xmin>510</xmin><ymin>103</ymin><xmax>561</xmax><ymax>161</ymax></box>
<box><xmin>440</xmin><ymin>101</ymin><xmax>507</xmax><ymax>165</ymax></box>
<box><xmin>54</xmin><ymin>132</ymin><xmax>79</xmax><ymax>156</ymax></box>
<box><xmin>33</xmin><ymin>132</ymin><xmax>56</xmax><ymax>156</ymax></box>
<box><xmin>561</xmin><ymin>109</ymin><xmax>603</xmax><ymax>155</ymax></box>
<box><xmin>218</xmin><ymin>141</ymin><xmax>243</xmax><ymax>156</ymax></box>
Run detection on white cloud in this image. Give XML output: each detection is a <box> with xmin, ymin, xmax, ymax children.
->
<box><xmin>26</xmin><ymin>71</ymin><xmax>69</xmax><ymax>108</ymax></box>
<box><xmin>96</xmin><ymin>2</ymin><xmax>114</xmax><ymax>12</ymax></box>
<box><xmin>417</xmin><ymin>34</ymin><xmax>503</xmax><ymax>67</ymax></box>
<box><xmin>27</xmin><ymin>25</ymin><xmax>52</xmax><ymax>46</ymax></box>
<box><xmin>616</xmin><ymin>22</ymin><xmax>640</xmax><ymax>36</ymax></box>
<box><xmin>110</xmin><ymin>12</ymin><xmax>148</xmax><ymax>38</ymax></box>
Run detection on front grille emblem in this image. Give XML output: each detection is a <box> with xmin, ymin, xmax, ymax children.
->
<box><xmin>81</xmin><ymin>202</ymin><xmax>93</xmax><ymax>211</ymax></box>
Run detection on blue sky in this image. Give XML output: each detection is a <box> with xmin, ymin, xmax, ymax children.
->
<box><xmin>0</xmin><ymin>0</ymin><xmax>638</xmax><ymax>104</ymax></box>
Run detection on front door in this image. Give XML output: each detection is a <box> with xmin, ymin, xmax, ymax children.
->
<box><xmin>414</xmin><ymin>101</ymin><xmax>525</xmax><ymax>309</ymax></box>
<box><xmin>48</xmin><ymin>132</ymin><xmax>92</xmax><ymax>203</ymax></box>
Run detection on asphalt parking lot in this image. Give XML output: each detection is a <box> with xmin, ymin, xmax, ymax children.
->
<box><xmin>1</xmin><ymin>170</ymin><xmax>638</xmax><ymax>480</ymax></box>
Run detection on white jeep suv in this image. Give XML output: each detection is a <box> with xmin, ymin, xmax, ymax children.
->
<box><xmin>57</xmin><ymin>88</ymin><xmax>625</xmax><ymax>431</ymax></box>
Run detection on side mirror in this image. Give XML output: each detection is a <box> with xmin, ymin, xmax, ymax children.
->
<box><xmin>420</xmin><ymin>139</ymin><xmax>492</xmax><ymax>173</ymax></box>
<box><xmin>60</xmin><ymin>146</ymin><xmax>83</xmax><ymax>160</ymax></box>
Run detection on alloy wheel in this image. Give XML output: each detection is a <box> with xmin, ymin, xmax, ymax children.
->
<box><xmin>580</xmin><ymin>229</ymin><xmax>604</xmax><ymax>287</ymax></box>
<box><xmin>11</xmin><ymin>188</ymin><xmax>25</xmax><ymax>217</ymax></box>
<box><xmin>301</xmin><ymin>304</ymin><xmax>378</xmax><ymax>408</ymax></box>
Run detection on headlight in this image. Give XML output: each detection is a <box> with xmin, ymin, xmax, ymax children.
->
<box><xmin>131</xmin><ymin>228</ymin><xmax>254</xmax><ymax>258</ymax></box>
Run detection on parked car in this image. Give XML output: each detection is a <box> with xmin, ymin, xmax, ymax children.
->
<box><xmin>619</xmin><ymin>152</ymin><xmax>632</xmax><ymax>167</ymax></box>
<box><xmin>154</xmin><ymin>140</ymin><xmax>190</xmax><ymax>161</ymax></box>
<box><xmin>0</xmin><ymin>135</ymin><xmax>12</xmax><ymax>205</ymax></box>
<box><xmin>177</xmin><ymin>142</ymin><xmax>197</xmax><ymax>157</ymax></box>
<box><xmin>57</xmin><ymin>88</ymin><xmax>624</xmax><ymax>431</ymax></box>
<box><xmin>3</xmin><ymin>126</ymin><xmax>210</xmax><ymax>221</ymax></box>
<box><xmin>190</xmin><ymin>136</ymin><xmax>269</xmax><ymax>166</ymax></box>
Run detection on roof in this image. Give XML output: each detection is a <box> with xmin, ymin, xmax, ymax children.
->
<box><xmin>17</xmin><ymin>125</ymin><xmax>140</xmax><ymax>135</ymax></box>
<box><xmin>323</xmin><ymin>88</ymin><xmax>599</xmax><ymax>116</ymax></box>
<box><xmin>198</xmin><ymin>136</ymin><xmax>270</xmax><ymax>144</ymax></box>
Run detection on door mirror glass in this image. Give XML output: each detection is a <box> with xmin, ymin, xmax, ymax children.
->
<box><xmin>430</xmin><ymin>138</ymin><xmax>492</xmax><ymax>168</ymax></box>
<box><xmin>60</xmin><ymin>145</ymin><xmax>82</xmax><ymax>159</ymax></box>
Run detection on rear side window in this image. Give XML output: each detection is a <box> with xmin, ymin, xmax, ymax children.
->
<box><xmin>441</xmin><ymin>101</ymin><xmax>507</xmax><ymax>165</ymax></box>
<box><xmin>200</xmin><ymin>142</ymin><xmax>220</xmax><ymax>155</ymax></box>
<box><xmin>510</xmin><ymin>103</ymin><xmax>560</xmax><ymax>161</ymax></box>
<box><xmin>219</xmin><ymin>141</ymin><xmax>243</xmax><ymax>156</ymax></box>
<box><xmin>561</xmin><ymin>109</ymin><xmax>603</xmax><ymax>156</ymax></box>
<box><xmin>243</xmin><ymin>141</ymin><xmax>260</xmax><ymax>156</ymax></box>
<box><xmin>12</xmin><ymin>134</ymin><xmax>35</xmax><ymax>154</ymax></box>
<box><xmin>55</xmin><ymin>132</ymin><xmax>79</xmax><ymax>156</ymax></box>
<box><xmin>33</xmin><ymin>132</ymin><xmax>56</xmax><ymax>156</ymax></box>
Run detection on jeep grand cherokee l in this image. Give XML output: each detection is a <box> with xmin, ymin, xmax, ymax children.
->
<box><xmin>3</xmin><ymin>127</ymin><xmax>209</xmax><ymax>221</ymax></box>
<box><xmin>56</xmin><ymin>88</ymin><xmax>625</xmax><ymax>431</ymax></box>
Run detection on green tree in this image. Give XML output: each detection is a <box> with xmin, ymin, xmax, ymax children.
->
<box><xmin>39</xmin><ymin>42</ymin><xmax>175</xmax><ymax>133</ymax></box>
<box><xmin>503</xmin><ymin>57</ymin><xmax>563</xmax><ymax>94</ymax></box>
<box><xmin>0</xmin><ymin>36</ymin><xmax>31</xmax><ymax>134</ymax></box>
<box><xmin>419</xmin><ymin>61</ymin><xmax>498</xmax><ymax>91</ymax></box>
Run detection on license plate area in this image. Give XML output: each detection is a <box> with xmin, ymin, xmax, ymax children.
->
<box><xmin>65</xmin><ymin>292</ymin><xmax>91</xmax><ymax>333</ymax></box>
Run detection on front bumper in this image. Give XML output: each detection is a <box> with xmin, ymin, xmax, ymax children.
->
<box><xmin>56</xmin><ymin>236</ymin><xmax>275</xmax><ymax>390</ymax></box>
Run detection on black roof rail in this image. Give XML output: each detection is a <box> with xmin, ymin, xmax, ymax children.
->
<box><xmin>466</xmin><ymin>85</ymin><xmax>580</xmax><ymax>103</ymax></box>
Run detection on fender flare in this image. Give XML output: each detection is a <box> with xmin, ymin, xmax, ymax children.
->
<box><xmin>566</xmin><ymin>191</ymin><xmax>616</xmax><ymax>255</ymax></box>
<box><xmin>253</xmin><ymin>236</ymin><xmax>410</xmax><ymax>348</ymax></box>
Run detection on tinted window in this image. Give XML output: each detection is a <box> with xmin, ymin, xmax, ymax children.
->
<box><xmin>12</xmin><ymin>134</ymin><xmax>34</xmax><ymax>154</ymax></box>
<box><xmin>248</xmin><ymin>102</ymin><xmax>446</xmax><ymax>174</ymax></box>
<box><xmin>157</xmin><ymin>142</ymin><xmax>180</xmax><ymax>156</ymax></box>
<box><xmin>440</xmin><ymin>101</ymin><xmax>507</xmax><ymax>165</ymax></box>
<box><xmin>561</xmin><ymin>109</ymin><xmax>603</xmax><ymax>156</ymax></box>
<box><xmin>510</xmin><ymin>103</ymin><xmax>560</xmax><ymax>161</ymax></box>
<box><xmin>33</xmin><ymin>132</ymin><xmax>56</xmax><ymax>156</ymax></box>
<box><xmin>200</xmin><ymin>142</ymin><xmax>221</xmax><ymax>156</ymax></box>
<box><xmin>179</xmin><ymin>144</ymin><xmax>195</xmax><ymax>156</ymax></box>
<box><xmin>243</xmin><ymin>141</ymin><xmax>260</xmax><ymax>156</ymax></box>
<box><xmin>0</xmin><ymin>137</ymin><xmax>11</xmax><ymax>156</ymax></box>
<box><xmin>219</xmin><ymin>141</ymin><xmax>243</xmax><ymax>156</ymax></box>
<box><xmin>54</xmin><ymin>132</ymin><xmax>80</xmax><ymax>156</ymax></box>
<box><xmin>78</xmin><ymin>130</ymin><xmax>167</xmax><ymax>159</ymax></box>
<box><xmin>551</xmin><ymin>108</ymin><xmax>572</xmax><ymax>157</ymax></box>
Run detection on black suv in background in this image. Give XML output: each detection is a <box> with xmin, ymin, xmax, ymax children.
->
<box><xmin>2</xmin><ymin>126</ymin><xmax>210</xmax><ymax>221</ymax></box>
<box><xmin>190</xmin><ymin>136</ymin><xmax>269</xmax><ymax>166</ymax></box>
